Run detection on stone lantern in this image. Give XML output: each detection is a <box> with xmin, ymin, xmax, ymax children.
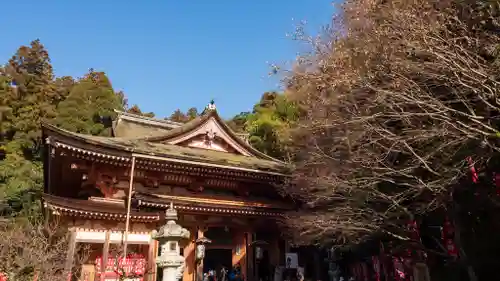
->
<box><xmin>152</xmin><ymin>202</ymin><xmax>190</xmax><ymax>281</ymax></box>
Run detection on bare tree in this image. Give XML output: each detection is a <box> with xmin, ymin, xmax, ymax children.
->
<box><xmin>0</xmin><ymin>217</ymin><xmax>88</xmax><ymax>281</ymax></box>
<box><xmin>284</xmin><ymin>0</ymin><xmax>500</xmax><ymax>246</ymax></box>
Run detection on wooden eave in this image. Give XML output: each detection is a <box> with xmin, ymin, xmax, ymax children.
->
<box><xmin>42</xmin><ymin>194</ymin><xmax>160</xmax><ymax>222</ymax></box>
<box><xmin>42</xmin><ymin>123</ymin><xmax>290</xmax><ymax>181</ymax></box>
<box><xmin>134</xmin><ymin>193</ymin><xmax>288</xmax><ymax>217</ymax></box>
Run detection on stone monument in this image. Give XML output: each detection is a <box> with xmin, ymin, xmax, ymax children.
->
<box><xmin>152</xmin><ymin>202</ymin><xmax>191</xmax><ymax>281</ymax></box>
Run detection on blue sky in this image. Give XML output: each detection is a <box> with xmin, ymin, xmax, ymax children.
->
<box><xmin>1</xmin><ymin>1</ymin><xmax>334</xmax><ymax>118</ymax></box>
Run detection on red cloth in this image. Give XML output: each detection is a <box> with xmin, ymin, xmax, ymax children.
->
<box><xmin>442</xmin><ymin>218</ymin><xmax>459</xmax><ymax>258</ymax></box>
<box><xmin>372</xmin><ymin>256</ymin><xmax>381</xmax><ymax>281</ymax></box>
<box><xmin>466</xmin><ymin>156</ymin><xmax>478</xmax><ymax>183</ymax></box>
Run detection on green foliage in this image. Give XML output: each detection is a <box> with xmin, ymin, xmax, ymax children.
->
<box><xmin>0</xmin><ymin>39</ymin><xmax>296</xmax><ymax>218</ymax></box>
<box><xmin>186</xmin><ymin>107</ymin><xmax>198</xmax><ymax>120</ymax></box>
<box><xmin>227</xmin><ymin>111</ymin><xmax>251</xmax><ymax>132</ymax></box>
<box><xmin>0</xmin><ymin>40</ymin><xmax>127</xmax><ymax>216</ymax></box>
<box><xmin>167</xmin><ymin>107</ymin><xmax>199</xmax><ymax>123</ymax></box>
<box><xmin>168</xmin><ymin>109</ymin><xmax>187</xmax><ymax>123</ymax></box>
<box><xmin>53</xmin><ymin>70</ymin><xmax>124</xmax><ymax>136</ymax></box>
<box><xmin>126</xmin><ymin>104</ymin><xmax>155</xmax><ymax>118</ymax></box>
<box><xmin>229</xmin><ymin>92</ymin><xmax>299</xmax><ymax>160</ymax></box>
<box><xmin>0</xmin><ymin>40</ymin><xmax>60</xmax><ymax>215</ymax></box>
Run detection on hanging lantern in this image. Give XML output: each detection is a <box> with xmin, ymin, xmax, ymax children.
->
<box><xmin>195</xmin><ymin>237</ymin><xmax>212</xmax><ymax>261</ymax></box>
<box><xmin>196</xmin><ymin>244</ymin><xmax>205</xmax><ymax>260</ymax></box>
<box><xmin>446</xmin><ymin>239</ymin><xmax>458</xmax><ymax>258</ymax></box>
<box><xmin>249</xmin><ymin>240</ymin><xmax>268</xmax><ymax>261</ymax></box>
<box><xmin>442</xmin><ymin>219</ymin><xmax>454</xmax><ymax>237</ymax></box>
<box><xmin>255</xmin><ymin>246</ymin><xmax>263</xmax><ymax>260</ymax></box>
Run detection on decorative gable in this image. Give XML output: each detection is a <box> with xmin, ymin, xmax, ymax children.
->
<box><xmin>112</xmin><ymin>102</ymin><xmax>283</xmax><ymax>162</ymax></box>
<box><xmin>159</xmin><ymin>115</ymin><xmax>253</xmax><ymax>156</ymax></box>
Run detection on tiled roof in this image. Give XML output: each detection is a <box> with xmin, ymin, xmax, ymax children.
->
<box><xmin>134</xmin><ymin>193</ymin><xmax>287</xmax><ymax>216</ymax></box>
<box><xmin>42</xmin><ymin>194</ymin><xmax>160</xmax><ymax>222</ymax></box>
<box><xmin>43</xmin><ymin>123</ymin><xmax>291</xmax><ymax>175</ymax></box>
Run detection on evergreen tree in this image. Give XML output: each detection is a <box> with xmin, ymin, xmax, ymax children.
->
<box><xmin>227</xmin><ymin>112</ymin><xmax>250</xmax><ymax>133</ymax></box>
<box><xmin>53</xmin><ymin>70</ymin><xmax>124</xmax><ymax>136</ymax></box>
<box><xmin>126</xmin><ymin>104</ymin><xmax>155</xmax><ymax>118</ymax></box>
<box><xmin>4</xmin><ymin>39</ymin><xmax>56</xmax><ymax>149</ymax></box>
<box><xmin>245</xmin><ymin>92</ymin><xmax>299</xmax><ymax>160</ymax></box>
<box><xmin>186</xmin><ymin>107</ymin><xmax>198</xmax><ymax>121</ymax></box>
<box><xmin>168</xmin><ymin>109</ymin><xmax>188</xmax><ymax>123</ymax></box>
<box><xmin>0</xmin><ymin>40</ymin><xmax>57</xmax><ymax>214</ymax></box>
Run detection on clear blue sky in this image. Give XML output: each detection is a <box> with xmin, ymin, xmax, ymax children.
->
<box><xmin>1</xmin><ymin>1</ymin><xmax>334</xmax><ymax>118</ymax></box>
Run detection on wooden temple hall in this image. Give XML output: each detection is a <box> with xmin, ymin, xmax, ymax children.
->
<box><xmin>41</xmin><ymin>102</ymin><xmax>295</xmax><ymax>281</ymax></box>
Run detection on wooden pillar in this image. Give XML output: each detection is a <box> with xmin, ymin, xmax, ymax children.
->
<box><xmin>196</xmin><ymin>227</ymin><xmax>206</xmax><ymax>281</ymax></box>
<box><xmin>269</xmin><ymin>238</ymin><xmax>280</xmax><ymax>267</ymax></box>
<box><xmin>65</xmin><ymin>229</ymin><xmax>77</xmax><ymax>281</ymax></box>
<box><xmin>313</xmin><ymin>249</ymin><xmax>321</xmax><ymax>281</ymax></box>
<box><xmin>232</xmin><ymin>231</ymin><xmax>247</xmax><ymax>279</ymax></box>
<box><xmin>147</xmin><ymin>238</ymin><xmax>158</xmax><ymax>281</ymax></box>
<box><xmin>100</xmin><ymin>231</ymin><xmax>111</xmax><ymax>281</ymax></box>
<box><xmin>246</xmin><ymin>232</ymin><xmax>254</xmax><ymax>281</ymax></box>
<box><xmin>183</xmin><ymin>228</ymin><xmax>196</xmax><ymax>281</ymax></box>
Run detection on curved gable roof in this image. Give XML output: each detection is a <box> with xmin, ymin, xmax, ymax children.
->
<box><xmin>141</xmin><ymin>108</ymin><xmax>284</xmax><ymax>163</ymax></box>
<box><xmin>41</xmin><ymin>122</ymin><xmax>290</xmax><ymax>176</ymax></box>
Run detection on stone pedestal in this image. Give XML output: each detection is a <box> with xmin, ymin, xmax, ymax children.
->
<box><xmin>152</xmin><ymin>203</ymin><xmax>190</xmax><ymax>281</ymax></box>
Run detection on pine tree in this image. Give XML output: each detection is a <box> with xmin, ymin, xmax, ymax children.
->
<box><xmin>0</xmin><ymin>40</ymin><xmax>57</xmax><ymax>214</ymax></box>
<box><xmin>53</xmin><ymin>70</ymin><xmax>124</xmax><ymax>136</ymax></box>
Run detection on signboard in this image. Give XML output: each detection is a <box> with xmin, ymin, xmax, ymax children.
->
<box><xmin>95</xmin><ymin>254</ymin><xmax>146</xmax><ymax>280</ymax></box>
<box><xmin>285</xmin><ymin>253</ymin><xmax>299</xmax><ymax>269</ymax></box>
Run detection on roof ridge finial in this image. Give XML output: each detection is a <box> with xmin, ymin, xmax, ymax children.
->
<box><xmin>165</xmin><ymin>201</ymin><xmax>177</xmax><ymax>222</ymax></box>
<box><xmin>206</xmin><ymin>99</ymin><xmax>216</xmax><ymax>111</ymax></box>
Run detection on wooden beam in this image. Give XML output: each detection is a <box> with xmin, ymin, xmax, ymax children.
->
<box><xmin>147</xmin><ymin>238</ymin><xmax>157</xmax><ymax>281</ymax></box>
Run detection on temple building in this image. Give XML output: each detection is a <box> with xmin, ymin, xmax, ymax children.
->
<box><xmin>41</xmin><ymin>102</ymin><xmax>295</xmax><ymax>281</ymax></box>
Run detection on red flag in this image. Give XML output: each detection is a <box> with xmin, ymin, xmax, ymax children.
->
<box><xmin>466</xmin><ymin>156</ymin><xmax>478</xmax><ymax>183</ymax></box>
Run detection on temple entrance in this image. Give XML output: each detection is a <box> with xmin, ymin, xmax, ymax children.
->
<box><xmin>204</xmin><ymin>248</ymin><xmax>232</xmax><ymax>273</ymax></box>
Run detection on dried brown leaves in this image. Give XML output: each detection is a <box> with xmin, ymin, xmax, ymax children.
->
<box><xmin>285</xmin><ymin>0</ymin><xmax>500</xmax><ymax>245</ymax></box>
<box><xmin>0</xmin><ymin>218</ymin><xmax>87</xmax><ymax>281</ymax></box>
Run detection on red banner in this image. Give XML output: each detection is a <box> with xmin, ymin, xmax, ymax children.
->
<box><xmin>442</xmin><ymin>218</ymin><xmax>458</xmax><ymax>258</ymax></box>
<box><xmin>95</xmin><ymin>254</ymin><xmax>146</xmax><ymax>278</ymax></box>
